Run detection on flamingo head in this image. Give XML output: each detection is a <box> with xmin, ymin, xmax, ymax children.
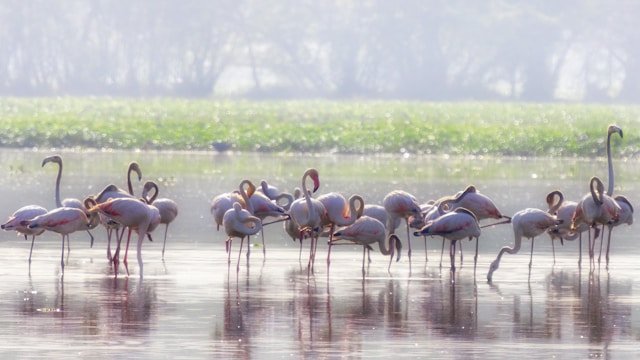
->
<box><xmin>129</xmin><ymin>162</ymin><xmax>142</xmax><ymax>181</ymax></box>
<box><xmin>487</xmin><ymin>259</ymin><xmax>500</xmax><ymax>282</ymax></box>
<box><xmin>608</xmin><ymin>124</ymin><xmax>623</xmax><ymax>138</ymax></box>
<box><xmin>308</xmin><ymin>169</ymin><xmax>320</xmax><ymax>193</ymax></box>
<box><xmin>42</xmin><ymin>154</ymin><xmax>62</xmax><ymax>167</ymax></box>
<box><xmin>390</xmin><ymin>234</ymin><xmax>402</xmax><ymax>262</ymax></box>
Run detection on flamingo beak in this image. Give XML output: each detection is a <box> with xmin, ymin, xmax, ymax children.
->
<box><xmin>312</xmin><ymin>176</ymin><xmax>320</xmax><ymax>193</ymax></box>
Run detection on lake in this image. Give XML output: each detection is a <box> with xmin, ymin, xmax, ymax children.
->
<box><xmin>0</xmin><ymin>149</ymin><xmax>637</xmax><ymax>359</ymax></box>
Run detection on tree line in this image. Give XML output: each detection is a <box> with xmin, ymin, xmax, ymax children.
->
<box><xmin>1</xmin><ymin>0</ymin><xmax>638</xmax><ymax>102</ymax></box>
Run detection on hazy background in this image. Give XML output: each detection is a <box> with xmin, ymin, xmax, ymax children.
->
<box><xmin>2</xmin><ymin>0</ymin><xmax>639</xmax><ymax>102</ymax></box>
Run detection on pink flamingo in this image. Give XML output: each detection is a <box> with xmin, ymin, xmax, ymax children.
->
<box><xmin>246</xmin><ymin>181</ymin><xmax>288</xmax><ymax>257</ymax></box>
<box><xmin>289</xmin><ymin>168</ymin><xmax>325</xmax><ymax>271</ymax></box>
<box><xmin>211</xmin><ymin>191</ymin><xmax>246</xmax><ymax>231</ymax></box>
<box><xmin>94</xmin><ymin>161</ymin><xmax>143</xmax><ymax>260</ymax></box>
<box><xmin>258</xmin><ymin>179</ymin><xmax>294</xmax><ymax>210</ymax></box>
<box><xmin>2</xmin><ymin>205</ymin><xmax>48</xmax><ymax>263</ymax></box>
<box><xmin>319</xmin><ymin>193</ymin><xmax>365</xmax><ymax>267</ymax></box>
<box><xmin>27</xmin><ymin>204</ymin><xmax>98</xmax><ymax>273</ymax></box>
<box><xmin>600</xmin><ymin>195</ymin><xmax>633</xmax><ymax>265</ymax></box>
<box><xmin>223</xmin><ymin>202</ymin><xmax>262</xmax><ymax>271</ymax></box>
<box><xmin>87</xmin><ymin>197</ymin><xmax>158</xmax><ymax>277</ymax></box>
<box><xmin>413</xmin><ymin>206</ymin><xmax>481</xmax><ymax>272</ymax></box>
<box><xmin>142</xmin><ymin>181</ymin><xmax>179</xmax><ymax>259</ymax></box>
<box><xmin>331</xmin><ymin>216</ymin><xmax>402</xmax><ymax>275</ymax></box>
<box><xmin>487</xmin><ymin>208</ymin><xmax>561</xmax><ymax>282</ymax></box>
<box><xmin>451</xmin><ymin>185</ymin><xmax>508</xmax><ymax>222</ymax></box>
<box><xmin>546</xmin><ymin>190</ymin><xmax>592</xmax><ymax>266</ymax></box>
<box><xmin>572</xmin><ymin>176</ymin><xmax>620</xmax><ymax>263</ymax></box>
<box><xmin>284</xmin><ymin>187</ymin><xmax>309</xmax><ymax>260</ymax></box>
<box><xmin>383</xmin><ymin>190</ymin><xmax>422</xmax><ymax>270</ymax></box>
<box><xmin>42</xmin><ymin>154</ymin><xmax>97</xmax><ymax>247</ymax></box>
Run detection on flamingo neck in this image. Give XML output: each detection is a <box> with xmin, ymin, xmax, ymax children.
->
<box><xmin>607</xmin><ymin>131</ymin><xmax>614</xmax><ymax>196</ymax></box>
<box><xmin>378</xmin><ymin>234</ymin><xmax>393</xmax><ymax>255</ymax></box>
<box><xmin>54</xmin><ymin>161</ymin><xmax>62</xmax><ymax>208</ymax></box>
<box><xmin>301</xmin><ymin>173</ymin><xmax>314</xmax><ymax>226</ymax></box>
<box><xmin>239</xmin><ymin>180</ymin><xmax>255</xmax><ymax>214</ymax></box>
<box><xmin>590</xmin><ymin>178</ymin><xmax>603</xmax><ymax>206</ymax></box>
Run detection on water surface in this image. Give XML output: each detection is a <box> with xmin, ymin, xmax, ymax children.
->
<box><xmin>0</xmin><ymin>149</ymin><xmax>638</xmax><ymax>359</ymax></box>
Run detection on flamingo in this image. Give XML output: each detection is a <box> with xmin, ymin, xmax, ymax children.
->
<box><xmin>289</xmin><ymin>168</ymin><xmax>325</xmax><ymax>270</ymax></box>
<box><xmin>605</xmin><ymin>124</ymin><xmax>623</xmax><ymax>196</ymax></box>
<box><xmin>284</xmin><ymin>187</ymin><xmax>309</xmax><ymax>260</ymax></box>
<box><xmin>42</xmin><ymin>154</ymin><xmax>96</xmax><ymax>247</ymax></box>
<box><xmin>318</xmin><ymin>193</ymin><xmax>364</xmax><ymax>267</ymax></box>
<box><xmin>1</xmin><ymin>205</ymin><xmax>48</xmax><ymax>263</ymax></box>
<box><xmin>600</xmin><ymin>195</ymin><xmax>633</xmax><ymax>265</ymax></box>
<box><xmin>94</xmin><ymin>161</ymin><xmax>143</xmax><ymax>261</ymax></box>
<box><xmin>258</xmin><ymin>179</ymin><xmax>294</xmax><ymax>210</ymax></box>
<box><xmin>331</xmin><ymin>216</ymin><xmax>402</xmax><ymax>275</ymax></box>
<box><xmin>142</xmin><ymin>181</ymin><xmax>179</xmax><ymax>259</ymax></box>
<box><xmin>27</xmin><ymin>205</ymin><xmax>97</xmax><ymax>273</ymax></box>
<box><xmin>450</xmin><ymin>185</ymin><xmax>509</xmax><ymax>222</ymax></box>
<box><xmin>545</xmin><ymin>190</ymin><xmax>592</xmax><ymax>265</ymax></box>
<box><xmin>87</xmin><ymin>197</ymin><xmax>158</xmax><ymax>277</ymax></box>
<box><xmin>246</xmin><ymin>181</ymin><xmax>288</xmax><ymax>257</ymax></box>
<box><xmin>382</xmin><ymin>190</ymin><xmax>421</xmax><ymax>270</ymax></box>
<box><xmin>413</xmin><ymin>206</ymin><xmax>481</xmax><ymax>272</ymax></box>
<box><xmin>211</xmin><ymin>191</ymin><xmax>246</xmax><ymax>231</ymax></box>
<box><xmin>222</xmin><ymin>202</ymin><xmax>262</xmax><ymax>271</ymax></box>
<box><xmin>572</xmin><ymin>176</ymin><xmax>620</xmax><ymax>263</ymax></box>
<box><xmin>487</xmin><ymin>208</ymin><xmax>561</xmax><ymax>282</ymax></box>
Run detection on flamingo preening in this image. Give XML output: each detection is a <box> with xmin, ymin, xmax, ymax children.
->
<box><xmin>142</xmin><ymin>181</ymin><xmax>179</xmax><ymax>259</ymax></box>
<box><xmin>487</xmin><ymin>208</ymin><xmax>561</xmax><ymax>282</ymax></box>
<box><xmin>546</xmin><ymin>190</ymin><xmax>592</xmax><ymax>266</ymax></box>
<box><xmin>382</xmin><ymin>190</ymin><xmax>421</xmax><ymax>270</ymax></box>
<box><xmin>222</xmin><ymin>202</ymin><xmax>262</xmax><ymax>271</ymax></box>
<box><xmin>1</xmin><ymin>205</ymin><xmax>48</xmax><ymax>263</ymax></box>
<box><xmin>42</xmin><ymin>154</ymin><xmax>97</xmax><ymax>247</ymax></box>
<box><xmin>319</xmin><ymin>193</ymin><xmax>364</xmax><ymax>268</ymax></box>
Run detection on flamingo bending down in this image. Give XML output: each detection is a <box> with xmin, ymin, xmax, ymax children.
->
<box><xmin>142</xmin><ymin>181</ymin><xmax>179</xmax><ymax>259</ymax></box>
<box><xmin>42</xmin><ymin>154</ymin><xmax>97</xmax><ymax>247</ymax></box>
<box><xmin>1</xmin><ymin>205</ymin><xmax>48</xmax><ymax>262</ymax></box>
<box><xmin>87</xmin><ymin>197</ymin><xmax>158</xmax><ymax>277</ymax></box>
<box><xmin>413</xmin><ymin>207</ymin><xmax>481</xmax><ymax>272</ymax></box>
<box><xmin>27</xmin><ymin>206</ymin><xmax>97</xmax><ymax>273</ymax></box>
<box><xmin>289</xmin><ymin>168</ymin><xmax>325</xmax><ymax>271</ymax></box>
<box><xmin>383</xmin><ymin>190</ymin><xmax>421</xmax><ymax>270</ymax></box>
<box><xmin>223</xmin><ymin>202</ymin><xmax>262</xmax><ymax>271</ymax></box>
<box><xmin>331</xmin><ymin>216</ymin><xmax>402</xmax><ymax>275</ymax></box>
<box><xmin>487</xmin><ymin>208</ymin><xmax>561</xmax><ymax>282</ymax></box>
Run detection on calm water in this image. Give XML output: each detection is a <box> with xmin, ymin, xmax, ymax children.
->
<box><xmin>0</xmin><ymin>149</ymin><xmax>638</xmax><ymax>359</ymax></box>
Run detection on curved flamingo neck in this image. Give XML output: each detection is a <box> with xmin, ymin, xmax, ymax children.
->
<box><xmin>378</xmin><ymin>234</ymin><xmax>395</xmax><ymax>256</ymax></box>
<box><xmin>590</xmin><ymin>177</ymin><xmax>603</xmax><ymax>205</ymax></box>
<box><xmin>238</xmin><ymin>180</ymin><xmax>255</xmax><ymax>214</ymax></box>
<box><xmin>546</xmin><ymin>190</ymin><xmax>563</xmax><ymax>214</ymax></box>
<box><xmin>143</xmin><ymin>181</ymin><xmax>159</xmax><ymax>204</ymax></box>
<box><xmin>607</xmin><ymin>130</ymin><xmax>615</xmax><ymax>196</ymax></box>
<box><xmin>128</xmin><ymin>162</ymin><xmax>142</xmax><ymax>195</ymax></box>
<box><xmin>301</xmin><ymin>172</ymin><xmax>315</xmax><ymax>226</ymax></box>
<box><xmin>45</xmin><ymin>158</ymin><xmax>63</xmax><ymax>208</ymax></box>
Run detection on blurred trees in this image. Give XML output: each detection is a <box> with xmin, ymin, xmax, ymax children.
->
<box><xmin>0</xmin><ymin>0</ymin><xmax>637</xmax><ymax>102</ymax></box>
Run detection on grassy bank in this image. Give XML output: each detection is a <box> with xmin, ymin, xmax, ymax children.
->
<box><xmin>0</xmin><ymin>98</ymin><xmax>638</xmax><ymax>157</ymax></box>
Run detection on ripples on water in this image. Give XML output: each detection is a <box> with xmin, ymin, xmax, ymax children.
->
<box><xmin>0</xmin><ymin>150</ymin><xmax>638</xmax><ymax>359</ymax></box>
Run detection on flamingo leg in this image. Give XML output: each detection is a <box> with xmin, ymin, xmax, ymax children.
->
<box><xmin>387</xmin><ymin>237</ymin><xmax>394</xmax><ymax>273</ymax></box>
<box><xmin>137</xmin><ymin>226</ymin><xmax>146</xmax><ymax>278</ymax></box>
<box><xmin>405</xmin><ymin>218</ymin><xmax>412</xmax><ymax>271</ymax></box>
<box><xmin>226</xmin><ymin>238</ymin><xmax>232</xmax><ymax>265</ymax></box>
<box><xmin>60</xmin><ymin>234</ymin><xmax>66</xmax><ymax>272</ymax></box>
<box><xmin>578</xmin><ymin>233</ymin><xmax>582</xmax><ymax>267</ymax></box>
<box><xmin>528</xmin><ymin>238</ymin><xmax>534</xmax><ymax>269</ymax></box>
<box><xmin>474</xmin><ymin>236</ymin><xmax>478</xmax><ymax>269</ymax></box>
<box><xmin>237</xmin><ymin>237</ymin><xmax>244</xmax><ymax>272</ymax></box>
<box><xmin>605</xmin><ymin>226</ymin><xmax>613</xmax><ymax>267</ymax></box>
<box><xmin>124</xmin><ymin>228</ymin><xmax>133</xmax><ymax>266</ymax></box>
<box><xmin>246</xmin><ymin>235</ymin><xmax>251</xmax><ymax>262</ymax></box>
<box><xmin>28</xmin><ymin>235</ymin><xmax>36</xmax><ymax>263</ymax></box>
<box><xmin>361</xmin><ymin>245</ymin><xmax>366</xmax><ymax>276</ymax></box>
<box><xmin>106</xmin><ymin>227</ymin><xmax>113</xmax><ymax>261</ymax></box>
<box><xmin>459</xmin><ymin>241</ymin><xmax>464</xmax><ymax>265</ymax></box>
<box><xmin>423</xmin><ymin>236</ymin><xmax>428</xmax><ymax>263</ymax></box>
<box><xmin>551</xmin><ymin>239</ymin><xmax>556</xmax><ymax>264</ymax></box>
<box><xmin>439</xmin><ymin>237</ymin><xmax>445</xmax><ymax>268</ymax></box>
<box><xmin>260</xmin><ymin>225</ymin><xmax>266</xmax><ymax>258</ymax></box>
<box><xmin>598</xmin><ymin>225</ymin><xmax>605</xmax><ymax>264</ymax></box>
<box><xmin>87</xmin><ymin>230</ymin><xmax>94</xmax><ymax>248</ymax></box>
<box><xmin>162</xmin><ymin>224</ymin><xmax>169</xmax><ymax>259</ymax></box>
<box><xmin>449</xmin><ymin>240</ymin><xmax>456</xmax><ymax>272</ymax></box>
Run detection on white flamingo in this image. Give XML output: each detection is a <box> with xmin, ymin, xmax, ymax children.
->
<box><xmin>318</xmin><ymin>193</ymin><xmax>364</xmax><ymax>267</ymax></box>
<box><xmin>382</xmin><ymin>190</ymin><xmax>421</xmax><ymax>270</ymax></box>
<box><xmin>142</xmin><ymin>181</ymin><xmax>179</xmax><ymax>259</ymax></box>
<box><xmin>289</xmin><ymin>168</ymin><xmax>325</xmax><ymax>271</ymax></box>
<box><xmin>487</xmin><ymin>208</ymin><xmax>561</xmax><ymax>282</ymax></box>
<box><xmin>223</xmin><ymin>202</ymin><xmax>262</xmax><ymax>271</ymax></box>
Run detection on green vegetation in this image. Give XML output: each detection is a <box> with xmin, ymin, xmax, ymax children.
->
<box><xmin>0</xmin><ymin>98</ymin><xmax>638</xmax><ymax>157</ymax></box>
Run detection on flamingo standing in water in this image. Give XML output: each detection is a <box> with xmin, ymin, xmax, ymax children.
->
<box><xmin>27</xmin><ymin>203</ymin><xmax>98</xmax><ymax>273</ymax></box>
<box><xmin>383</xmin><ymin>190</ymin><xmax>421</xmax><ymax>270</ymax></box>
<box><xmin>42</xmin><ymin>155</ymin><xmax>97</xmax><ymax>247</ymax></box>
<box><xmin>546</xmin><ymin>190</ymin><xmax>592</xmax><ymax>266</ymax></box>
<box><xmin>87</xmin><ymin>197</ymin><xmax>159</xmax><ymax>277</ymax></box>
<box><xmin>283</xmin><ymin>187</ymin><xmax>310</xmax><ymax>260</ymax></box>
<box><xmin>211</xmin><ymin>191</ymin><xmax>246</xmax><ymax>231</ymax></box>
<box><xmin>318</xmin><ymin>193</ymin><xmax>364</xmax><ymax>267</ymax></box>
<box><xmin>222</xmin><ymin>202</ymin><xmax>262</xmax><ymax>271</ymax></box>
<box><xmin>142</xmin><ymin>181</ymin><xmax>179</xmax><ymax>259</ymax></box>
<box><xmin>487</xmin><ymin>208</ymin><xmax>561</xmax><ymax>282</ymax></box>
<box><xmin>331</xmin><ymin>215</ymin><xmax>402</xmax><ymax>275</ymax></box>
<box><xmin>572</xmin><ymin>176</ymin><xmax>620</xmax><ymax>264</ymax></box>
<box><xmin>413</xmin><ymin>206</ymin><xmax>481</xmax><ymax>272</ymax></box>
<box><xmin>2</xmin><ymin>205</ymin><xmax>48</xmax><ymax>263</ymax></box>
<box><xmin>94</xmin><ymin>161</ymin><xmax>143</xmax><ymax>260</ymax></box>
<box><xmin>289</xmin><ymin>168</ymin><xmax>325</xmax><ymax>271</ymax></box>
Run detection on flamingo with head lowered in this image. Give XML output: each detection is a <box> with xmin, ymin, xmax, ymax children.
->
<box><xmin>142</xmin><ymin>181</ymin><xmax>179</xmax><ymax>259</ymax></box>
<box><xmin>318</xmin><ymin>192</ymin><xmax>364</xmax><ymax>267</ymax></box>
<box><xmin>383</xmin><ymin>190</ymin><xmax>421</xmax><ymax>271</ymax></box>
<box><xmin>223</xmin><ymin>202</ymin><xmax>262</xmax><ymax>271</ymax></box>
<box><xmin>546</xmin><ymin>190</ymin><xmax>592</xmax><ymax>266</ymax></box>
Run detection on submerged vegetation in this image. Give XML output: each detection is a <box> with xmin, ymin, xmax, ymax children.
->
<box><xmin>0</xmin><ymin>98</ymin><xmax>638</xmax><ymax>157</ymax></box>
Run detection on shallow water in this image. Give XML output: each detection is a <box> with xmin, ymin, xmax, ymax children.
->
<box><xmin>0</xmin><ymin>149</ymin><xmax>638</xmax><ymax>359</ymax></box>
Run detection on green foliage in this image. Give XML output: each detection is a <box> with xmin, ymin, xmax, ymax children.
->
<box><xmin>0</xmin><ymin>98</ymin><xmax>638</xmax><ymax>157</ymax></box>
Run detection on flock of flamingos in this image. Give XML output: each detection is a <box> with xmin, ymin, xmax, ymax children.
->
<box><xmin>0</xmin><ymin>125</ymin><xmax>633</xmax><ymax>281</ymax></box>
